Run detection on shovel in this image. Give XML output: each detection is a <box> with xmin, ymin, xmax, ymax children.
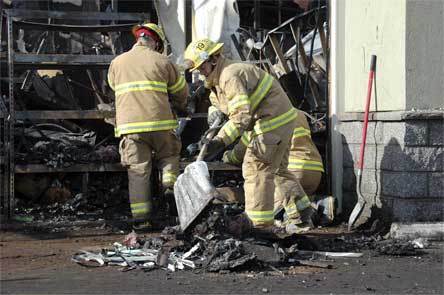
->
<box><xmin>348</xmin><ymin>55</ymin><xmax>377</xmax><ymax>230</ymax></box>
<box><xmin>174</xmin><ymin>116</ymin><xmax>223</xmax><ymax>231</ymax></box>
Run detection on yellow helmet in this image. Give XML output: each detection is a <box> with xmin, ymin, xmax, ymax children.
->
<box><xmin>132</xmin><ymin>22</ymin><xmax>166</xmax><ymax>52</ymax></box>
<box><xmin>184</xmin><ymin>38</ymin><xmax>224</xmax><ymax>71</ymax></box>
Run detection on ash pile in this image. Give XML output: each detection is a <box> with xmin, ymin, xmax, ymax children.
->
<box><xmin>73</xmin><ymin>203</ymin><xmax>297</xmax><ymax>273</ymax></box>
<box><xmin>72</xmin><ymin>203</ymin><xmax>429</xmax><ymax>274</ymax></box>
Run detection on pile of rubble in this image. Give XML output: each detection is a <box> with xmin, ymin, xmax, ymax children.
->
<box><xmin>72</xmin><ymin>204</ymin><xmax>428</xmax><ymax>274</ymax></box>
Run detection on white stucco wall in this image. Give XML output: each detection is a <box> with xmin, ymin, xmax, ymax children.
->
<box><xmin>343</xmin><ymin>0</ymin><xmax>407</xmax><ymax>112</ymax></box>
<box><xmin>340</xmin><ymin>0</ymin><xmax>444</xmax><ymax>112</ymax></box>
<box><xmin>405</xmin><ymin>0</ymin><xmax>444</xmax><ymax>110</ymax></box>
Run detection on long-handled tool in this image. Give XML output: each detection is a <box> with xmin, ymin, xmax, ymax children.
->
<box><xmin>348</xmin><ymin>55</ymin><xmax>377</xmax><ymax>230</ymax></box>
<box><xmin>174</xmin><ymin>117</ymin><xmax>223</xmax><ymax>231</ymax></box>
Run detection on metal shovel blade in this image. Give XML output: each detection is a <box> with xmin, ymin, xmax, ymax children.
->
<box><xmin>174</xmin><ymin>161</ymin><xmax>219</xmax><ymax>231</ymax></box>
<box><xmin>348</xmin><ymin>194</ymin><xmax>366</xmax><ymax>231</ymax></box>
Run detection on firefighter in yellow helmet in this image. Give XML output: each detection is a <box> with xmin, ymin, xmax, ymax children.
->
<box><xmin>108</xmin><ymin>23</ymin><xmax>189</xmax><ymax>230</ymax></box>
<box><xmin>184</xmin><ymin>39</ymin><xmax>314</xmax><ymax>235</ymax></box>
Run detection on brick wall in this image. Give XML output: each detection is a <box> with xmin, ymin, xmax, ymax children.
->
<box><xmin>338</xmin><ymin>112</ymin><xmax>443</xmax><ymax>224</ymax></box>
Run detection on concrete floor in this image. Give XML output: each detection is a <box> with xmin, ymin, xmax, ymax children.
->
<box><xmin>1</xmin><ymin>229</ymin><xmax>443</xmax><ymax>294</ymax></box>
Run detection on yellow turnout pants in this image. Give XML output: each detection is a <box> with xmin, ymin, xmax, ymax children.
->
<box><xmin>243</xmin><ymin>119</ymin><xmax>308</xmax><ymax>227</ymax></box>
<box><xmin>119</xmin><ymin>130</ymin><xmax>181</xmax><ymax>221</ymax></box>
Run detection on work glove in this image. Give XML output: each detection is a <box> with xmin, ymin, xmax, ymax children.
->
<box><xmin>204</xmin><ymin>138</ymin><xmax>225</xmax><ymax>158</ymax></box>
<box><xmin>207</xmin><ymin>106</ymin><xmax>226</xmax><ymax>127</ymax></box>
<box><xmin>222</xmin><ymin>150</ymin><xmax>232</xmax><ymax>164</ymax></box>
<box><xmin>222</xmin><ymin>150</ymin><xmax>241</xmax><ymax>166</ymax></box>
<box><xmin>186</xmin><ymin>142</ymin><xmax>199</xmax><ymax>156</ymax></box>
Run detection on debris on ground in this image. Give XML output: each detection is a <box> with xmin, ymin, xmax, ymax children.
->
<box><xmin>374</xmin><ymin>239</ymin><xmax>426</xmax><ymax>256</ymax></box>
<box><xmin>310</xmin><ymin>233</ymin><xmax>427</xmax><ymax>256</ymax></box>
<box><xmin>72</xmin><ymin>204</ymin><xmax>429</xmax><ymax>274</ymax></box>
<box><xmin>123</xmin><ymin>231</ymin><xmax>139</xmax><ymax>248</ymax></box>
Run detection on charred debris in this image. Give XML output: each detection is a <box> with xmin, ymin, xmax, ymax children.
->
<box><xmin>72</xmin><ymin>203</ymin><xmax>428</xmax><ymax>274</ymax></box>
<box><xmin>1</xmin><ymin>1</ymin><xmax>328</xmax><ymax>226</ymax></box>
<box><xmin>1</xmin><ymin>1</ymin><xmax>432</xmax><ymax>277</ymax></box>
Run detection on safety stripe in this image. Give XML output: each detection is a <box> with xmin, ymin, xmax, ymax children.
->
<box><xmin>285</xmin><ymin>202</ymin><xmax>299</xmax><ymax>217</ymax></box>
<box><xmin>168</xmin><ymin>75</ymin><xmax>186</xmax><ymax>94</ymax></box>
<box><xmin>162</xmin><ymin>172</ymin><xmax>177</xmax><ymax>184</ymax></box>
<box><xmin>130</xmin><ymin>195</ymin><xmax>150</xmax><ymax>202</ymax></box>
<box><xmin>115</xmin><ymin>80</ymin><xmax>167</xmax><ymax>95</ymax></box>
<box><xmin>228</xmin><ymin>94</ymin><xmax>250</xmax><ymax>114</ymax></box>
<box><xmin>293</xmin><ymin>127</ymin><xmax>311</xmax><ymax>138</ymax></box>
<box><xmin>285</xmin><ymin>195</ymin><xmax>311</xmax><ymax>216</ymax></box>
<box><xmin>250</xmin><ymin>73</ymin><xmax>274</xmax><ymax>111</ymax></box>
<box><xmin>240</xmin><ymin>131</ymin><xmax>253</xmax><ymax>146</ymax></box>
<box><xmin>254</xmin><ymin>108</ymin><xmax>298</xmax><ymax>135</ymax></box>
<box><xmin>296</xmin><ymin>195</ymin><xmax>311</xmax><ymax>211</ymax></box>
<box><xmin>221</xmin><ymin>121</ymin><xmax>240</xmax><ymax>144</ymax></box>
<box><xmin>227</xmin><ymin>151</ymin><xmax>241</xmax><ymax>165</ymax></box>
<box><xmin>116</xmin><ymin>119</ymin><xmax>178</xmax><ymax>136</ymax></box>
<box><xmin>246</xmin><ymin>210</ymin><xmax>275</xmax><ymax>223</ymax></box>
<box><xmin>131</xmin><ymin>202</ymin><xmax>151</xmax><ymax>215</ymax></box>
<box><xmin>214</xmin><ymin>74</ymin><xmax>274</xmax><ymax>144</ymax></box>
<box><xmin>225</xmin><ymin>73</ymin><xmax>273</xmax><ymax>115</ymax></box>
<box><xmin>163</xmin><ymin>179</ymin><xmax>177</xmax><ymax>185</ymax></box>
<box><xmin>288</xmin><ymin>158</ymin><xmax>324</xmax><ymax>172</ymax></box>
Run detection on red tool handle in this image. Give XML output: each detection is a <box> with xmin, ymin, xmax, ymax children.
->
<box><xmin>357</xmin><ymin>55</ymin><xmax>377</xmax><ymax>170</ymax></box>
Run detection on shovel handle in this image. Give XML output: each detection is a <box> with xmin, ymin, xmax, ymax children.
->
<box><xmin>197</xmin><ymin>116</ymin><xmax>223</xmax><ymax>161</ymax></box>
<box><xmin>357</xmin><ymin>55</ymin><xmax>376</xmax><ymax>170</ymax></box>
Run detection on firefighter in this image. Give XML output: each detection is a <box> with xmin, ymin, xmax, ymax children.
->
<box><xmin>222</xmin><ymin>109</ymin><xmax>324</xmax><ymax>227</ymax></box>
<box><xmin>184</xmin><ymin>39</ymin><xmax>313</xmax><ymax>235</ymax></box>
<box><xmin>222</xmin><ymin>109</ymin><xmax>324</xmax><ymax>195</ymax></box>
<box><xmin>108</xmin><ymin>23</ymin><xmax>188</xmax><ymax>230</ymax></box>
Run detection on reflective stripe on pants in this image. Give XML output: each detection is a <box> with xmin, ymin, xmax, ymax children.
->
<box><xmin>288</xmin><ymin>158</ymin><xmax>324</xmax><ymax>172</ymax></box>
<box><xmin>120</xmin><ymin>131</ymin><xmax>181</xmax><ymax>220</ymax></box>
<box><xmin>162</xmin><ymin>170</ymin><xmax>178</xmax><ymax>187</ymax></box>
<box><xmin>128</xmin><ymin>169</ymin><xmax>152</xmax><ymax>221</ymax></box>
<box><xmin>284</xmin><ymin>195</ymin><xmax>311</xmax><ymax>219</ymax></box>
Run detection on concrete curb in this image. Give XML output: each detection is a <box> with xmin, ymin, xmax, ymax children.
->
<box><xmin>390</xmin><ymin>222</ymin><xmax>444</xmax><ymax>240</ymax></box>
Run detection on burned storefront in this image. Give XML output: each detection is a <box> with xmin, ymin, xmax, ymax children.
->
<box><xmin>1</xmin><ymin>0</ymin><xmax>330</xmax><ymax>230</ymax></box>
<box><xmin>1</xmin><ymin>2</ymin><xmax>443</xmax><ymax>293</ymax></box>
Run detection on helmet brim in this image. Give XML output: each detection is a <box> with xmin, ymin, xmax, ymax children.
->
<box><xmin>131</xmin><ymin>24</ymin><xmax>142</xmax><ymax>38</ymax></box>
<box><xmin>189</xmin><ymin>43</ymin><xmax>224</xmax><ymax>71</ymax></box>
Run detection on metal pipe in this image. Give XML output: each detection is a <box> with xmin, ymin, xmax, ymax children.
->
<box><xmin>7</xmin><ymin>14</ymin><xmax>14</xmax><ymax>218</ymax></box>
<box><xmin>329</xmin><ymin>0</ymin><xmax>343</xmax><ymax>214</ymax></box>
